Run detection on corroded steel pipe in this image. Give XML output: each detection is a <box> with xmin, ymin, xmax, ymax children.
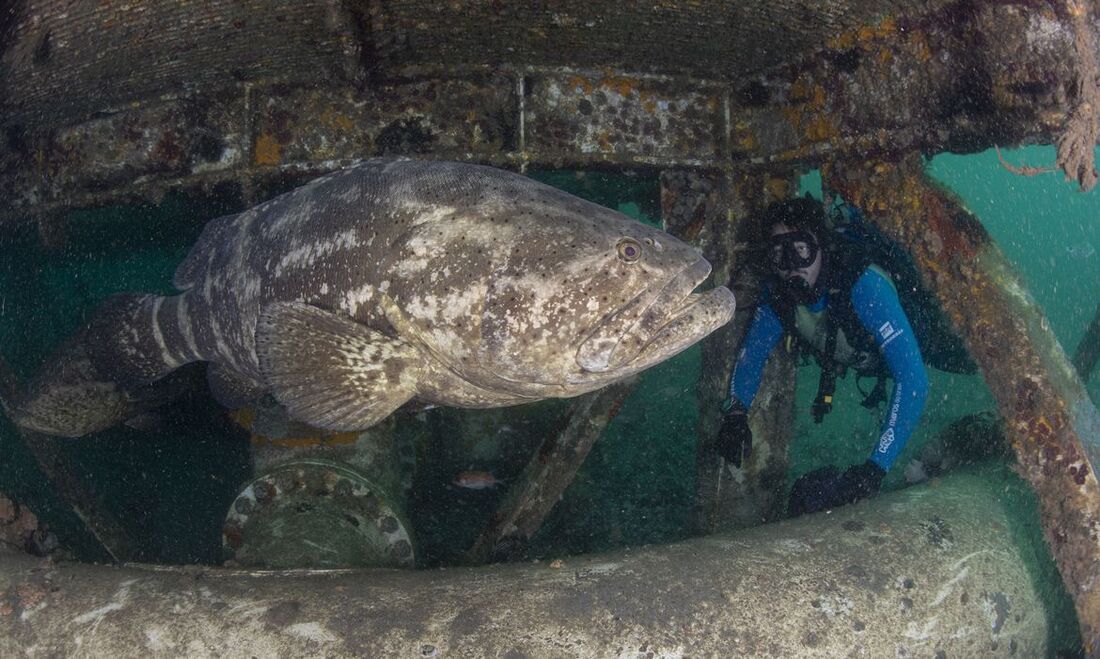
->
<box><xmin>827</xmin><ymin>155</ymin><xmax>1100</xmax><ymax>654</ymax></box>
<box><xmin>0</xmin><ymin>472</ymin><xmax>1051</xmax><ymax>656</ymax></box>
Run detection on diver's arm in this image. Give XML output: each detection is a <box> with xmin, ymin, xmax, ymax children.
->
<box><xmin>727</xmin><ymin>300</ymin><xmax>784</xmax><ymax>409</ymax></box>
<box><xmin>717</xmin><ymin>298</ymin><xmax>783</xmax><ymax>467</ymax></box>
<box><xmin>850</xmin><ymin>269</ymin><xmax>930</xmax><ymax>472</ymax></box>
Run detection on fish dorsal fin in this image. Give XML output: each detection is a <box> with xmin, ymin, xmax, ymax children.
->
<box><xmin>172</xmin><ymin>212</ymin><xmax>240</xmax><ymax>291</ymax></box>
<box><xmin>255</xmin><ymin>302</ymin><xmax>423</xmax><ymax>431</ymax></box>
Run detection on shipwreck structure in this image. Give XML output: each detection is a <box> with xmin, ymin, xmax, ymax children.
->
<box><xmin>1</xmin><ymin>0</ymin><xmax>1098</xmax><ymax>655</ymax></box>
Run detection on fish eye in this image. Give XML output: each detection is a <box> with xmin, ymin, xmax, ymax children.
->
<box><xmin>617</xmin><ymin>238</ymin><xmax>642</xmax><ymax>263</ymax></box>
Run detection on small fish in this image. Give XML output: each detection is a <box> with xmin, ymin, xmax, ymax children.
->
<box><xmin>453</xmin><ymin>470</ymin><xmax>505</xmax><ymax>490</ymax></box>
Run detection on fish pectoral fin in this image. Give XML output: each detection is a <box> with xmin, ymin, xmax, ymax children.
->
<box><xmin>206</xmin><ymin>364</ymin><xmax>265</xmax><ymax>410</ymax></box>
<box><xmin>255</xmin><ymin>302</ymin><xmax>422</xmax><ymax>431</ymax></box>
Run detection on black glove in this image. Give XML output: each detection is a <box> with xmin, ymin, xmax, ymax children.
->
<box><xmin>788</xmin><ymin>460</ymin><xmax>886</xmax><ymax>517</ymax></box>
<box><xmin>715</xmin><ymin>399</ymin><xmax>751</xmax><ymax>468</ymax></box>
<box><xmin>836</xmin><ymin>460</ymin><xmax>886</xmax><ymax>504</ymax></box>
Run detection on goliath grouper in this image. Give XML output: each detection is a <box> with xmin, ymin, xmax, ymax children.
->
<box><xmin>3</xmin><ymin>159</ymin><xmax>734</xmax><ymax>437</ymax></box>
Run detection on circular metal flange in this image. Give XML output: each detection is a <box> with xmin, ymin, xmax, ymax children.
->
<box><xmin>222</xmin><ymin>459</ymin><xmax>414</xmax><ymax>569</ymax></box>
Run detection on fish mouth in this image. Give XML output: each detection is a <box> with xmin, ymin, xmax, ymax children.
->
<box><xmin>576</xmin><ymin>258</ymin><xmax>735</xmax><ymax>374</ymax></box>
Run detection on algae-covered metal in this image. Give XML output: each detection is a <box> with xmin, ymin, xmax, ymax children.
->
<box><xmin>0</xmin><ymin>473</ymin><xmax>1053</xmax><ymax>657</ymax></box>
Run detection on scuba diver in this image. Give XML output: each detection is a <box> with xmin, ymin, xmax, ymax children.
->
<box><xmin>716</xmin><ymin>197</ymin><xmax>933</xmax><ymax>516</ymax></box>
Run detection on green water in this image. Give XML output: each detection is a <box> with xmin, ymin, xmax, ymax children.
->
<box><xmin>0</xmin><ymin>148</ymin><xmax>1095</xmax><ymax>653</ymax></box>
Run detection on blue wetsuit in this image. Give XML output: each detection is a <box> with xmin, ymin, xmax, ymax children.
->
<box><xmin>728</xmin><ymin>267</ymin><xmax>929</xmax><ymax>471</ymax></box>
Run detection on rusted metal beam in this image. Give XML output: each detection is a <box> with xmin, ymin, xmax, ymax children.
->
<box><xmin>0</xmin><ymin>471</ymin><xmax>1055</xmax><ymax>656</ymax></box>
<box><xmin>14</xmin><ymin>432</ymin><xmax>135</xmax><ymax>563</ymax></box>
<box><xmin>4</xmin><ymin>4</ymin><xmax>1096</xmax><ymax>228</ymax></box>
<box><xmin>827</xmin><ymin>154</ymin><xmax>1100</xmax><ymax>655</ymax></box>
<box><xmin>464</xmin><ymin>379</ymin><xmax>636</xmax><ymax>565</ymax></box>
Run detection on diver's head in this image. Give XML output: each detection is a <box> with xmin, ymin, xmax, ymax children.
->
<box><xmin>760</xmin><ymin>198</ymin><xmax>827</xmax><ymax>303</ymax></box>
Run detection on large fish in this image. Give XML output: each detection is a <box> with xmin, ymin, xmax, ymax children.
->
<box><xmin>4</xmin><ymin>159</ymin><xmax>734</xmax><ymax>437</ymax></box>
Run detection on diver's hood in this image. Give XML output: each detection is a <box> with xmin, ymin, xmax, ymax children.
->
<box><xmin>775</xmin><ymin>275</ymin><xmax>825</xmax><ymax>306</ymax></box>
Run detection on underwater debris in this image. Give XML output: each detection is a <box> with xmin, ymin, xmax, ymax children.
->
<box><xmin>1055</xmin><ymin>0</ymin><xmax>1100</xmax><ymax>191</ymax></box>
<box><xmin>995</xmin><ymin>145</ymin><xmax>1056</xmax><ymax>178</ymax></box>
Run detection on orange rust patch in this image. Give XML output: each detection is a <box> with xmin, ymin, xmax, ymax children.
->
<box><xmin>597</xmin><ymin>131</ymin><xmax>612</xmax><ymax>152</ymax></box>
<box><xmin>765</xmin><ymin>177</ymin><xmax>791</xmax><ymax>202</ymax></box>
<box><xmin>569</xmin><ymin>76</ymin><xmax>593</xmax><ymax>95</ymax></box>
<box><xmin>809</xmin><ymin>85</ymin><xmax>827</xmax><ymax>110</ymax></box>
<box><xmin>909</xmin><ymin>32</ymin><xmax>933</xmax><ymax>63</ymax></box>
<box><xmin>229</xmin><ymin>407</ymin><xmax>255</xmax><ymax>430</ymax></box>
<box><xmin>254</xmin><ymin>133</ymin><xmax>282</xmax><ymax>166</ymax></box>
<box><xmin>602</xmin><ymin>75</ymin><xmax>639</xmax><ymax>99</ymax></box>
<box><xmin>325</xmin><ymin>111</ymin><xmax>355</xmax><ymax>132</ymax></box>
<box><xmin>233</xmin><ymin>407</ymin><xmax>358</xmax><ymax>447</ymax></box>
<box><xmin>830</xmin><ymin>15</ymin><xmax>897</xmax><ymax>51</ymax></box>
<box><xmin>16</xmin><ymin>582</ymin><xmax>46</xmax><ymax>609</ymax></box>
<box><xmin>735</xmin><ymin>124</ymin><xmax>759</xmax><ymax>152</ymax></box>
<box><xmin>920</xmin><ymin>190</ymin><xmax>978</xmax><ymax>259</ymax></box>
<box><xmin>804</xmin><ymin>114</ymin><xmax>838</xmax><ymax>142</ymax></box>
<box><xmin>789</xmin><ymin>77</ymin><xmax>813</xmax><ymax>102</ymax></box>
<box><xmin>249</xmin><ymin>431</ymin><xmax>359</xmax><ymax>449</ymax></box>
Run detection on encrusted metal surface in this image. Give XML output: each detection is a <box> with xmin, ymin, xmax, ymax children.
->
<box><xmin>0</xmin><ymin>472</ymin><xmax>1053</xmax><ymax>657</ymax></box>
<box><xmin>223</xmin><ymin>459</ymin><xmax>414</xmax><ymax>570</ymax></box>
<box><xmin>1</xmin><ymin>1</ymin><xmax>958</xmax><ymax>125</ymax></box>
<box><xmin>2</xmin><ymin>3</ymin><xmax>1094</xmax><ymax>224</ymax></box>
<box><xmin>525</xmin><ymin>72</ymin><xmax>726</xmax><ymax>166</ymax></box>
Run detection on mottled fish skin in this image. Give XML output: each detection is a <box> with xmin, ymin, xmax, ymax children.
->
<box><xmin>10</xmin><ymin>159</ymin><xmax>735</xmax><ymax>435</ymax></box>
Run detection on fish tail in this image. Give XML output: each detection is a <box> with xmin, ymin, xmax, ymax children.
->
<box><xmin>1</xmin><ymin>303</ymin><xmax>200</xmax><ymax>437</ymax></box>
<box><xmin>0</xmin><ymin>328</ymin><xmax>127</xmax><ymax>436</ymax></box>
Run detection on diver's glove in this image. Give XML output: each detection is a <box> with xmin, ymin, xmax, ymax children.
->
<box><xmin>715</xmin><ymin>398</ymin><xmax>752</xmax><ymax>468</ymax></box>
<box><xmin>788</xmin><ymin>460</ymin><xmax>886</xmax><ymax>517</ymax></box>
<box><xmin>836</xmin><ymin>460</ymin><xmax>886</xmax><ymax>504</ymax></box>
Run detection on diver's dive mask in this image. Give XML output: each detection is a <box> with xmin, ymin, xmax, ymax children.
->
<box><xmin>767</xmin><ymin>230</ymin><xmax>819</xmax><ymax>272</ymax></box>
<box><xmin>770</xmin><ymin>231</ymin><xmax>822</xmax><ymax>271</ymax></box>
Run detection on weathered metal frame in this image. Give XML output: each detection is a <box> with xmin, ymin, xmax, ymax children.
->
<box><xmin>2</xmin><ymin>4</ymin><xmax>1094</xmax><ymax>225</ymax></box>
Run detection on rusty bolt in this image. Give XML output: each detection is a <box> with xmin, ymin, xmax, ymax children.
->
<box><xmin>254</xmin><ymin>481</ymin><xmax>276</xmax><ymax>505</ymax></box>
<box><xmin>223</xmin><ymin>523</ymin><xmax>244</xmax><ymax>550</ymax></box>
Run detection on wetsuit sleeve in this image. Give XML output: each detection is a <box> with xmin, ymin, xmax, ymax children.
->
<box><xmin>727</xmin><ymin>301</ymin><xmax>783</xmax><ymax>409</ymax></box>
<box><xmin>850</xmin><ymin>269</ymin><xmax>930</xmax><ymax>472</ymax></box>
